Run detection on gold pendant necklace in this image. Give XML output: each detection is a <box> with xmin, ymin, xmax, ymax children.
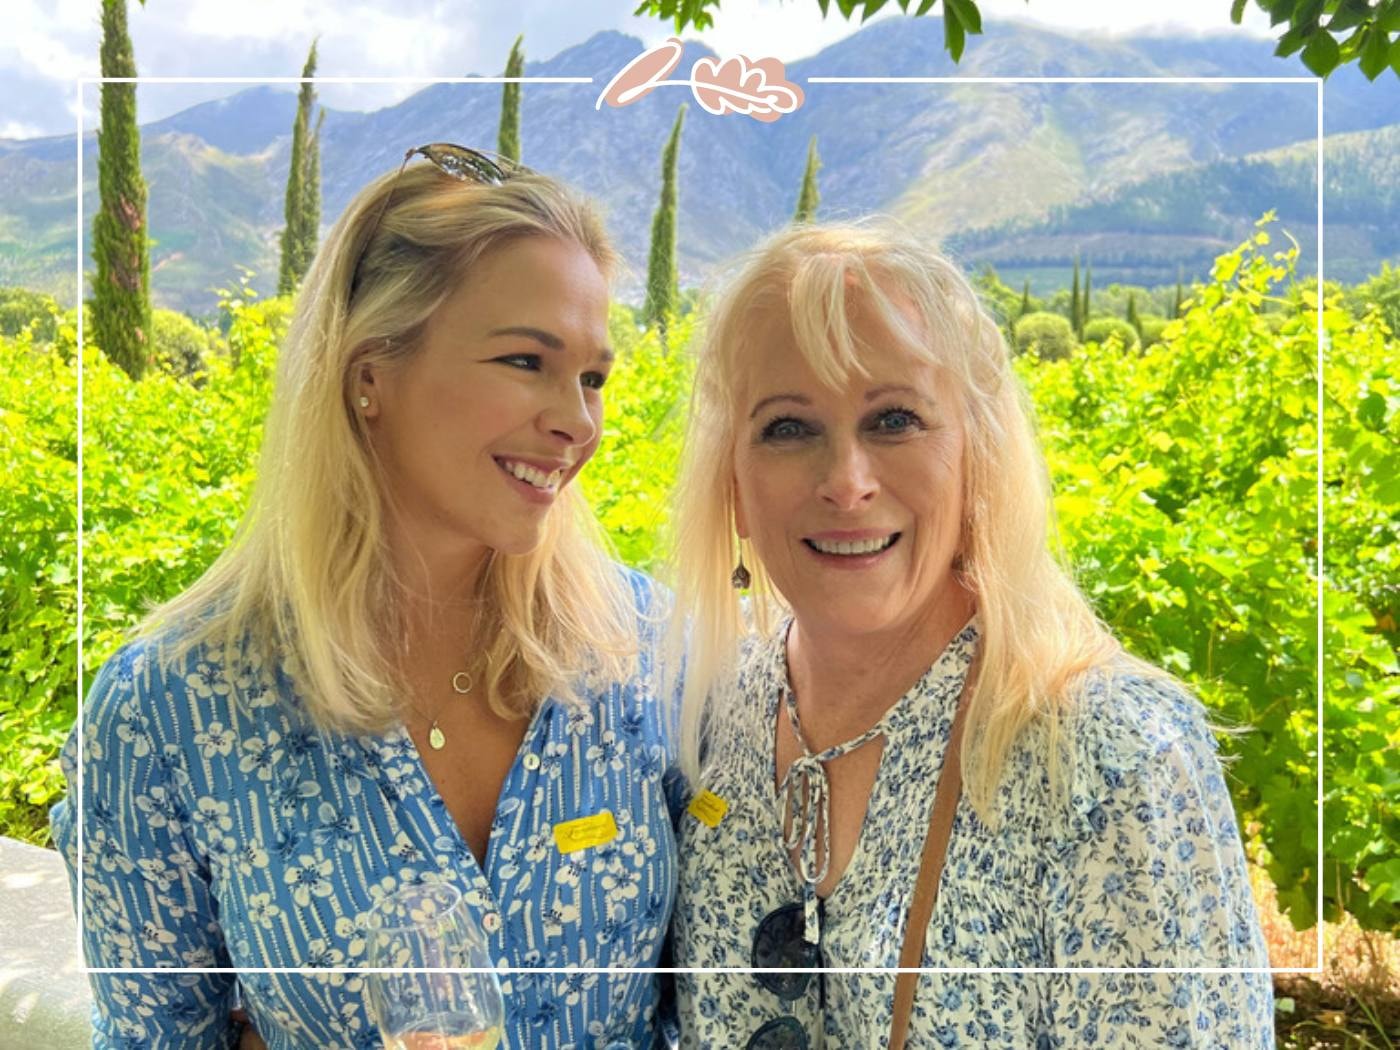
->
<box><xmin>418</xmin><ymin>670</ymin><xmax>474</xmax><ymax>751</ymax></box>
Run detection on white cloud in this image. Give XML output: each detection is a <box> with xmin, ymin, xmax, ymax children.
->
<box><xmin>179</xmin><ymin>0</ymin><xmax>320</xmax><ymax>42</ymax></box>
<box><xmin>1</xmin><ymin>0</ymin><xmax>97</xmax><ymax>79</ymax></box>
<box><xmin>0</xmin><ymin>119</ymin><xmax>46</xmax><ymax>140</ymax></box>
<box><xmin>122</xmin><ymin>0</ymin><xmax>490</xmax><ymax>120</ymax></box>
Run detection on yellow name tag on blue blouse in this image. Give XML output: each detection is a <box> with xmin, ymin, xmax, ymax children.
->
<box><xmin>687</xmin><ymin>789</ymin><xmax>729</xmax><ymax>828</ymax></box>
<box><xmin>553</xmin><ymin>811</ymin><xmax>618</xmax><ymax>853</ymax></box>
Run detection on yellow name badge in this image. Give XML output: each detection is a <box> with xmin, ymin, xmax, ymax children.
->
<box><xmin>687</xmin><ymin>789</ymin><xmax>729</xmax><ymax>828</ymax></box>
<box><xmin>552</xmin><ymin>810</ymin><xmax>618</xmax><ymax>854</ymax></box>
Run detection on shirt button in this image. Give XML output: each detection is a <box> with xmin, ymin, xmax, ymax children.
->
<box><xmin>522</xmin><ymin>752</ymin><xmax>541</xmax><ymax>771</ymax></box>
<box><xmin>482</xmin><ymin>911</ymin><xmax>502</xmax><ymax>934</ymax></box>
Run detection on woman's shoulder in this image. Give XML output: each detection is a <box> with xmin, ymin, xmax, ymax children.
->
<box><xmin>613</xmin><ymin>564</ymin><xmax>675</xmax><ymax>647</ymax></box>
<box><xmin>574</xmin><ymin>566</ymin><xmax>678</xmax><ymax>735</ymax></box>
<box><xmin>1046</xmin><ymin>659</ymin><xmax>1226</xmax><ymax>844</ymax></box>
<box><xmin>1066</xmin><ymin>660</ymin><xmax>1217</xmax><ymax>773</ymax></box>
<box><xmin>82</xmin><ymin>627</ymin><xmax>287</xmax><ymax>746</ymax></box>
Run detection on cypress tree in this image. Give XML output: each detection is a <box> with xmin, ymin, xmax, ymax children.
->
<box><xmin>498</xmin><ymin>35</ymin><xmax>524</xmax><ymax>164</ymax></box>
<box><xmin>643</xmin><ymin>105</ymin><xmax>686</xmax><ymax>333</ymax></box>
<box><xmin>793</xmin><ymin>136</ymin><xmax>821</xmax><ymax>224</ymax></box>
<box><xmin>1082</xmin><ymin>262</ymin><xmax>1092</xmax><ymax>337</ymax></box>
<box><xmin>93</xmin><ymin>0</ymin><xmax>151</xmax><ymax>380</ymax></box>
<box><xmin>278</xmin><ymin>41</ymin><xmax>321</xmax><ymax>295</ymax></box>
<box><xmin>1069</xmin><ymin>255</ymin><xmax>1081</xmax><ymax>335</ymax></box>
<box><xmin>307</xmin><ymin>108</ymin><xmax>324</xmax><ymax>249</ymax></box>
<box><xmin>1019</xmin><ymin>279</ymin><xmax>1032</xmax><ymax>318</ymax></box>
<box><xmin>1173</xmin><ymin>265</ymin><xmax>1185</xmax><ymax>319</ymax></box>
<box><xmin>1126</xmin><ymin>292</ymin><xmax>1140</xmax><ymax>335</ymax></box>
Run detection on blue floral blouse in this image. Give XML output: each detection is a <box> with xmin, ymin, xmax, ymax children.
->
<box><xmin>51</xmin><ymin>572</ymin><xmax>678</xmax><ymax>1050</ymax></box>
<box><xmin>672</xmin><ymin>620</ymin><xmax>1275</xmax><ymax>1048</ymax></box>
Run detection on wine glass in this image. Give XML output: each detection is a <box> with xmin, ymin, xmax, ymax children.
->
<box><xmin>363</xmin><ymin>882</ymin><xmax>506</xmax><ymax>1050</ymax></box>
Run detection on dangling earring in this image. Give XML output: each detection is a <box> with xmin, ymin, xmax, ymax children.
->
<box><xmin>731</xmin><ymin>543</ymin><xmax>751</xmax><ymax>590</ymax></box>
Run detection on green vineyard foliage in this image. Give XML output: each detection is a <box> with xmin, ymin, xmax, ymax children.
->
<box><xmin>0</xmin><ymin>229</ymin><xmax>1394</xmax><ymax>934</ymax></box>
<box><xmin>1021</xmin><ymin>223</ymin><xmax>1398</xmax><ymax>931</ymax></box>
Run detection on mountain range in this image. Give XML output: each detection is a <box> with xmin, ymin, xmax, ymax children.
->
<box><xmin>2</xmin><ymin>18</ymin><xmax>1398</xmax><ymax>314</ymax></box>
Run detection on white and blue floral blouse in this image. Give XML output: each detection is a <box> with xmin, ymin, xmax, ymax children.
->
<box><xmin>672</xmin><ymin>620</ymin><xmax>1275</xmax><ymax>1048</ymax></box>
<box><xmin>51</xmin><ymin>572</ymin><xmax>679</xmax><ymax>1050</ymax></box>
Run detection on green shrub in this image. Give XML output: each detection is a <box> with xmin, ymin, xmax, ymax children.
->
<box><xmin>0</xmin><ymin>292</ymin><xmax>288</xmax><ymax>844</ymax></box>
<box><xmin>1023</xmin><ymin>225</ymin><xmax>1399</xmax><ymax>932</ymax></box>
<box><xmin>1082</xmin><ymin>315</ymin><xmax>1140</xmax><ymax>351</ymax></box>
<box><xmin>152</xmin><ymin>307</ymin><xmax>218</xmax><ymax>378</ymax></box>
<box><xmin>0</xmin><ymin>331</ymin><xmax>76</xmax><ymax>841</ymax></box>
<box><xmin>582</xmin><ymin>307</ymin><xmax>694</xmax><ymax>573</ymax></box>
<box><xmin>1013</xmin><ymin>310</ymin><xmax>1076</xmax><ymax>360</ymax></box>
<box><xmin>1138</xmin><ymin>314</ymin><xmax>1169</xmax><ymax>347</ymax></box>
<box><xmin>0</xmin><ymin>287</ymin><xmax>61</xmax><ymax>342</ymax></box>
<box><xmin>1346</xmin><ymin>262</ymin><xmax>1400</xmax><ymax>336</ymax></box>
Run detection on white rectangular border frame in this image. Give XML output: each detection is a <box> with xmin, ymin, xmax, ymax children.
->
<box><xmin>75</xmin><ymin>71</ymin><xmax>1326</xmax><ymax>978</ymax></box>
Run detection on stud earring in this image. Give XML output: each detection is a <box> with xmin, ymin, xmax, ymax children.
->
<box><xmin>730</xmin><ymin>545</ymin><xmax>751</xmax><ymax>590</ymax></box>
<box><xmin>358</xmin><ymin>396</ymin><xmax>371</xmax><ymax>409</ymax></box>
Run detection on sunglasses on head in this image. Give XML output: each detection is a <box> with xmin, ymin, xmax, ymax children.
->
<box><xmin>746</xmin><ymin>901</ymin><xmax>824</xmax><ymax>1050</ymax></box>
<box><xmin>350</xmin><ymin>143</ymin><xmax>529</xmax><ymax>294</ymax></box>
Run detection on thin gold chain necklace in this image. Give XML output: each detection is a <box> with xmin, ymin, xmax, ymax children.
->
<box><xmin>404</xmin><ymin>668</ymin><xmax>474</xmax><ymax>750</ymax></box>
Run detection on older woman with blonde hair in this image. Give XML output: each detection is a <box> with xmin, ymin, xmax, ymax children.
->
<box><xmin>669</xmin><ymin>222</ymin><xmax>1273</xmax><ymax>1048</ymax></box>
<box><xmin>53</xmin><ymin>146</ymin><xmax>676</xmax><ymax>1049</ymax></box>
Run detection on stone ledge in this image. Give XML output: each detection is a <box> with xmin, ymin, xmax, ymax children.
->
<box><xmin>0</xmin><ymin>834</ymin><xmax>92</xmax><ymax>1047</ymax></box>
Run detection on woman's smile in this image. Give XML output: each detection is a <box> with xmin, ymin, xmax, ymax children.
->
<box><xmin>493</xmin><ymin>455</ymin><xmax>570</xmax><ymax>502</ymax></box>
<box><xmin>801</xmin><ymin>529</ymin><xmax>902</xmax><ymax>568</ymax></box>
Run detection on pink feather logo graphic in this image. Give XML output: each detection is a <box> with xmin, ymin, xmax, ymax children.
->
<box><xmin>597</xmin><ymin>38</ymin><xmax>804</xmax><ymax>122</ymax></box>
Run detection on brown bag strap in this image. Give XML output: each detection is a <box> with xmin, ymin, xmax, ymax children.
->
<box><xmin>888</xmin><ymin>659</ymin><xmax>976</xmax><ymax>1050</ymax></box>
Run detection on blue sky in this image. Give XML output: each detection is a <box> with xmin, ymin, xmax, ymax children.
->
<box><xmin>2</xmin><ymin>0</ymin><xmax>1275</xmax><ymax>140</ymax></box>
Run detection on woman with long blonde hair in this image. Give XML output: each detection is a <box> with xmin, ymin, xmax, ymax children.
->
<box><xmin>53</xmin><ymin>146</ymin><xmax>677</xmax><ymax>1049</ymax></box>
<box><xmin>669</xmin><ymin>222</ymin><xmax>1272</xmax><ymax>1048</ymax></box>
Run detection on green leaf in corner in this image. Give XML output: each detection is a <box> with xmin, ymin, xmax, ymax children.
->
<box><xmin>1391</xmin><ymin>38</ymin><xmax>1400</xmax><ymax>78</ymax></box>
<box><xmin>1230</xmin><ymin>0</ymin><xmax>1248</xmax><ymax>24</ymax></box>
<box><xmin>944</xmin><ymin>9</ymin><xmax>966</xmax><ymax>60</ymax></box>
<box><xmin>1360</xmin><ymin>26</ymin><xmax>1390</xmax><ymax>80</ymax></box>
<box><xmin>1274</xmin><ymin>23</ymin><xmax>1309</xmax><ymax>57</ymax></box>
<box><xmin>1326</xmin><ymin>0</ymin><xmax>1372</xmax><ymax>32</ymax></box>
<box><xmin>946</xmin><ymin>0</ymin><xmax>982</xmax><ymax>34</ymax></box>
<box><xmin>1301</xmin><ymin>30</ymin><xmax>1341</xmax><ymax>76</ymax></box>
<box><xmin>1266</xmin><ymin>0</ymin><xmax>1299</xmax><ymax>28</ymax></box>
